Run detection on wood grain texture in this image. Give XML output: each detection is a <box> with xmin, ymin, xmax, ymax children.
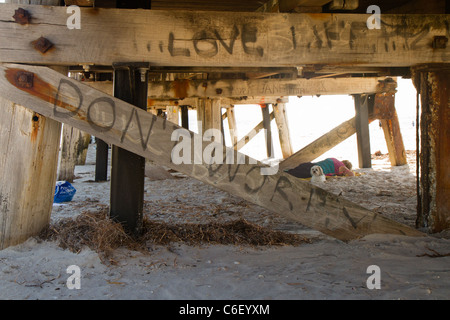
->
<box><xmin>0</xmin><ymin>63</ymin><xmax>425</xmax><ymax>241</ymax></box>
<box><xmin>147</xmin><ymin>77</ymin><xmax>393</xmax><ymax>99</ymax></box>
<box><xmin>0</xmin><ymin>4</ymin><xmax>448</xmax><ymax>67</ymax></box>
<box><xmin>0</xmin><ymin>98</ymin><xmax>61</xmax><ymax>249</ymax></box>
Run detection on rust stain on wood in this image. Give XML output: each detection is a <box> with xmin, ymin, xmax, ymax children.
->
<box><xmin>4</xmin><ymin>68</ymin><xmax>86</xmax><ymax>121</ymax></box>
<box><xmin>172</xmin><ymin>79</ymin><xmax>190</xmax><ymax>99</ymax></box>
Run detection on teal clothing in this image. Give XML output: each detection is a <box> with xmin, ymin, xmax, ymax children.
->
<box><xmin>285</xmin><ymin>158</ymin><xmax>347</xmax><ymax>178</ymax></box>
<box><xmin>314</xmin><ymin>158</ymin><xmax>335</xmax><ymax>175</ymax></box>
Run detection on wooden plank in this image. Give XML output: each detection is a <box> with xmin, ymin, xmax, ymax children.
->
<box><xmin>374</xmin><ymin>93</ymin><xmax>407</xmax><ymax>166</ymax></box>
<box><xmin>58</xmin><ymin>124</ymin><xmax>83</xmax><ymax>182</ymax></box>
<box><xmin>64</xmin><ymin>0</ymin><xmax>94</xmax><ymax>6</ymax></box>
<box><xmin>147</xmin><ymin>77</ymin><xmax>394</xmax><ymax>99</ymax></box>
<box><xmin>109</xmin><ymin>63</ymin><xmax>148</xmax><ymax>236</ymax></box>
<box><xmin>0</xmin><ymin>63</ymin><xmax>424</xmax><ymax>241</ymax></box>
<box><xmin>280</xmin><ymin>117</ymin><xmax>356</xmax><ymax>170</ymax></box>
<box><xmin>149</xmin><ymin>96</ymin><xmax>288</xmax><ymax>106</ymax></box>
<box><xmin>0</xmin><ymin>4</ymin><xmax>449</xmax><ymax>67</ymax></box>
<box><xmin>0</xmin><ymin>97</ymin><xmax>61</xmax><ymax>250</ymax></box>
<box><xmin>272</xmin><ymin>101</ymin><xmax>293</xmax><ymax>159</ymax></box>
<box><xmin>354</xmin><ymin>94</ymin><xmax>372</xmax><ymax>168</ymax></box>
<box><xmin>75</xmin><ymin>131</ymin><xmax>91</xmax><ymax>165</ymax></box>
<box><xmin>95</xmin><ymin>138</ymin><xmax>108</xmax><ymax>182</ymax></box>
<box><xmin>226</xmin><ymin>106</ymin><xmax>238</xmax><ymax>146</ymax></box>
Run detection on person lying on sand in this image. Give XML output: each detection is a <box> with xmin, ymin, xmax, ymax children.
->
<box><xmin>285</xmin><ymin>158</ymin><xmax>354</xmax><ymax>179</ymax></box>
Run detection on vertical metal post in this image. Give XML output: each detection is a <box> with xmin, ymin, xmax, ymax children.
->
<box><xmin>95</xmin><ymin>139</ymin><xmax>108</xmax><ymax>182</ymax></box>
<box><xmin>180</xmin><ymin>105</ymin><xmax>189</xmax><ymax>129</ymax></box>
<box><xmin>110</xmin><ymin>62</ymin><xmax>149</xmax><ymax>236</ymax></box>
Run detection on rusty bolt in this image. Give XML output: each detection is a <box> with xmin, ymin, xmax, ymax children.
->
<box><xmin>32</xmin><ymin>37</ymin><xmax>54</xmax><ymax>54</ymax></box>
<box><xmin>215</xmin><ymin>88</ymin><xmax>223</xmax><ymax>95</ymax></box>
<box><xmin>15</xmin><ymin>71</ymin><xmax>34</xmax><ymax>88</ymax></box>
<box><xmin>432</xmin><ymin>36</ymin><xmax>448</xmax><ymax>49</ymax></box>
<box><xmin>13</xmin><ymin>8</ymin><xmax>31</xmax><ymax>25</ymax></box>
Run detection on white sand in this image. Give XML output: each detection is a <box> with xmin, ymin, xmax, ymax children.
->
<box><xmin>0</xmin><ymin>143</ymin><xmax>449</xmax><ymax>300</ymax></box>
<box><xmin>1</xmin><ymin>80</ymin><xmax>449</xmax><ymax>300</ymax></box>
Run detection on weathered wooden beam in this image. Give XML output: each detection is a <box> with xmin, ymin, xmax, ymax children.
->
<box><xmin>280</xmin><ymin>116</ymin><xmax>367</xmax><ymax>170</ymax></box>
<box><xmin>196</xmin><ymin>98</ymin><xmax>222</xmax><ymax>136</ymax></box>
<box><xmin>374</xmin><ymin>92</ymin><xmax>407</xmax><ymax>166</ymax></box>
<box><xmin>0</xmin><ymin>63</ymin><xmax>424</xmax><ymax>241</ymax></box>
<box><xmin>412</xmin><ymin>66</ymin><xmax>450</xmax><ymax>233</ymax></box>
<box><xmin>328</xmin><ymin>0</ymin><xmax>359</xmax><ymax>10</ymax></box>
<box><xmin>260</xmin><ymin>104</ymin><xmax>274</xmax><ymax>158</ymax></box>
<box><xmin>226</xmin><ymin>106</ymin><xmax>238</xmax><ymax>146</ymax></box>
<box><xmin>180</xmin><ymin>105</ymin><xmax>189</xmax><ymax>129</ymax></box>
<box><xmin>148</xmin><ymin>96</ymin><xmax>289</xmax><ymax>108</ymax></box>
<box><xmin>272</xmin><ymin>101</ymin><xmax>293</xmax><ymax>159</ymax></box>
<box><xmin>234</xmin><ymin>111</ymin><xmax>275</xmax><ymax>151</ymax></box>
<box><xmin>0</xmin><ymin>4</ymin><xmax>449</xmax><ymax>67</ymax></box>
<box><xmin>354</xmin><ymin>94</ymin><xmax>372</xmax><ymax>168</ymax></box>
<box><xmin>147</xmin><ymin>77</ymin><xmax>395</xmax><ymax>99</ymax></box>
<box><xmin>166</xmin><ymin>105</ymin><xmax>180</xmax><ymax>125</ymax></box>
<box><xmin>0</xmin><ymin>0</ymin><xmax>63</xmax><ymax>249</ymax></box>
<box><xmin>64</xmin><ymin>0</ymin><xmax>94</xmax><ymax>6</ymax></box>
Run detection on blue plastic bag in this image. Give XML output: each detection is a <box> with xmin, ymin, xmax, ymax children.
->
<box><xmin>54</xmin><ymin>181</ymin><xmax>76</xmax><ymax>203</ymax></box>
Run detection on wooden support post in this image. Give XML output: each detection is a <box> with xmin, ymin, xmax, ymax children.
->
<box><xmin>374</xmin><ymin>93</ymin><xmax>407</xmax><ymax>166</ymax></box>
<box><xmin>180</xmin><ymin>105</ymin><xmax>189</xmax><ymax>129</ymax></box>
<box><xmin>166</xmin><ymin>105</ymin><xmax>179</xmax><ymax>125</ymax></box>
<box><xmin>0</xmin><ymin>97</ymin><xmax>61</xmax><ymax>250</ymax></box>
<box><xmin>75</xmin><ymin>132</ymin><xmax>91</xmax><ymax>165</ymax></box>
<box><xmin>261</xmin><ymin>104</ymin><xmax>274</xmax><ymax>158</ymax></box>
<box><xmin>0</xmin><ymin>0</ymin><xmax>63</xmax><ymax>251</ymax></box>
<box><xmin>412</xmin><ymin>67</ymin><xmax>450</xmax><ymax>233</ymax></box>
<box><xmin>354</xmin><ymin>94</ymin><xmax>372</xmax><ymax>168</ymax></box>
<box><xmin>226</xmin><ymin>106</ymin><xmax>238</xmax><ymax>147</ymax></box>
<box><xmin>234</xmin><ymin>111</ymin><xmax>274</xmax><ymax>150</ymax></box>
<box><xmin>58</xmin><ymin>124</ymin><xmax>78</xmax><ymax>182</ymax></box>
<box><xmin>197</xmin><ymin>98</ymin><xmax>222</xmax><ymax>137</ymax></box>
<box><xmin>273</xmin><ymin>101</ymin><xmax>293</xmax><ymax>159</ymax></box>
<box><xmin>110</xmin><ymin>63</ymin><xmax>149</xmax><ymax>236</ymax></box>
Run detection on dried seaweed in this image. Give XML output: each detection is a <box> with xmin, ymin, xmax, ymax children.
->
<box><xmin>40</xmin><ymin>209</ymin><xmax>311</xmax><ymax>262</ymax></box>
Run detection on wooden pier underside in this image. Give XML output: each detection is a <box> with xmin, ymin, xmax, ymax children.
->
<box><xmin>1</xmin><ymin>1</ymin><xmax>449</xmax><ymax>247</ymax></box>
<box><xmin>0</xmin><ymin>64</ymin><xmax>423</xmax><ymax>241</ymax></box>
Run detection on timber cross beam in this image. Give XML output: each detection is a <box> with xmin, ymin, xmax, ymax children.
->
<box><xmin>0</xmin><ymin>4</ymin><xmax>449</xmax><ymax>67</ymax></box>
<box><xmin>0</xmin><ymin>63</ymin><xmax>424</xmax><ymax>241</ymax></box>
